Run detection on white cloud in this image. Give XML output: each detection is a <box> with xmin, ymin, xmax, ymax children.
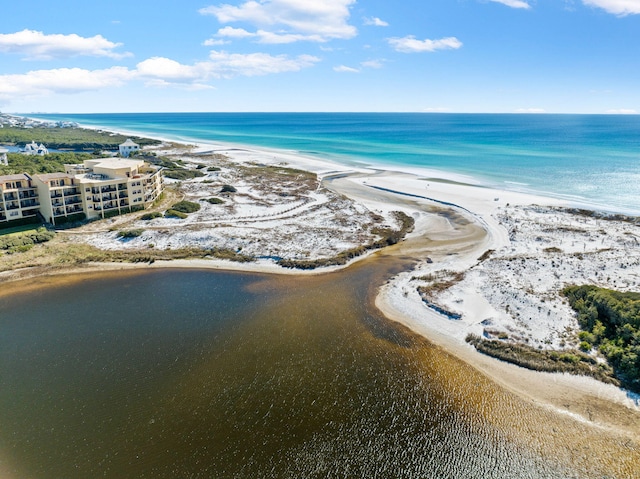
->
<box><xmin>488</xmin><ymin>0</ymin><xmax>532</xmax><ymax>9</ymax></box>
<box><xmin>200</xmin><ymin>0</ymin><xmax>357</xmax><ymax>43</ymax></box>
<box><xmin>0</xmin><ymin>29</ymin><xmax>130</xmax><ymax>60</ymax></box>
<box><xmin>364</xmin><ymin>17</ymin><xmax>389</xmax><ymax>26</ymax></box>
<box><xmin>0</xmin><ymin>67</ymin><xmax>133</xmax><ymax>101</ymax></box>
<box><xmin>216</xmin><ymin>26</ymin><xmax>256</xmax><ymax>39</ymax></box>
<box><xmin>606</xmin><ymin>108</ymin><xmax>638</xmax><ymax>114</ymax></box>
<box><xmin>0</xmin><ymin>50</ymin><xmax>320</xmax><ymax>103</ymax></box>
<box><xmin>388</xmin><ymin>36</ymin><xmax>463</xmax><ymax>53</ymax></box>
<box><xmin>206</xmin><ymin>50</ymin><xmax>320</xmax><ymax>77</ymax></box>
<box><xmin>361</xmin><ymin>59</ymin><xmax>384</xmax><ymax>69</ymax></box>
<box><xmin>214</xmin><ymin>27</ymin><xmax>323</xmax><ymax>44</ymax></box>
<box><xmin>203</xmin><ymin>38</ymin><xmax>229</xmax><ymax>46</ymax></box>
<box><xmin>135</xmin><ymin>57</ymin><xmax>215</xmax><ymax>89</ymax></box>
<box><xmin>334</xmin><ymin>65</ymin><xmax>359</xmax><ymax>73</ymax></box>
<box><xmin>137</xmin><ymin>52</ymin><xmax>320</xmax><ymax>83</ymax></box>
<box><xmin>582</xmin><ymin>0</ymin><xmax>640</xmax><ymax>15</ymax></box>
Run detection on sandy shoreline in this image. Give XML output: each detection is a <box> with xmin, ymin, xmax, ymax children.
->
<box><xmin>4</xmin><ymin>119</ymin><xmax>640</xmax><ymax>441</ymax></box>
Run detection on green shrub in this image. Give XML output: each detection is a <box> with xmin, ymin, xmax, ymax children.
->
<box><xmin>165</xmin><ymin>209</ymin><xmax>188</xmax><ymax>219</ymax></box>
<box><xmin>579</xmin><ymin>341</ymin><xmax>592</xmax><ymax>352</ymax></box>
<box><xmin>162</xmin><ymin>169</ymin><xmax>205</xmax><ymax>180</ymax></box>
<box><xmin>221</xmin><ymin>184</ymin><xmax>237</xmax><ymax>193</ymax></box>
<box><xmin>0</xmin><ymin>227</ymin><xmax>54</xmax><ymax>252</ymax></box>
<box><xmin>116</xmin><ymin>229</ymin><xmax>144</xmax><ymax>239</ymax></box>
<box><xmin>204</xmin><ymin>197</ymin><xmax>224</xmax><ymax>205</ymax></box>
<box><xmin>140</xmin><ymin>211</ymin><xmax>163</xmax><ymax>220</ymax></box>
<box><xmin>102</xmin><ymin>209</ymin><xmax>123</xmax><ymax>219</ymax></box>
<box><xmin>563</xmin><ymin>285</ymin><xmax>640</xmax><ymax>392</ymax></box>
<box><xmin>170</xmin><ymin>201</ymin><xmax>201</xmax><ymax>214</ymax></box>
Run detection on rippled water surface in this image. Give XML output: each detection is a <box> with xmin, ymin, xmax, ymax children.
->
<box><xmin>0</xmin><ymin>263</ymin><xmax>637</xmax><ymax>478</ymax></box>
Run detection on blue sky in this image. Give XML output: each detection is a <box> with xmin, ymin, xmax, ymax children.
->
<box><xmin>1</xmin><ymin>0</ymin><xmax>639</xmax><ymax>113</ymax></box>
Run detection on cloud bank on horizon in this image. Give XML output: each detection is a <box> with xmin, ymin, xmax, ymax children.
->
<box><xmin>0</xmin><ymin>0</ymin><xmax>638</xmax><ymax>113</ymax></box>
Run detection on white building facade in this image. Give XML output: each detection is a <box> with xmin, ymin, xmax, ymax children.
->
<box><xmin>119</xmin><ymin>139</ymin><xmax>140</xmax><ymax>157</ymax></box>
<box><xmin>23</xmin><ymin>141</ymin><xmax>49</xmax><ymax>156</ymax></box>
<box><xmin>0</xmin><ymin>159</ymin><xmax>163</xmax><ymax>225</ymax></box>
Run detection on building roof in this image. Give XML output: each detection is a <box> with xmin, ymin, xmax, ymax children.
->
<box><xmin>120</xmin><ymin>139</ymin><xmax>139</xmax><ymax>147</ymax></box>
<box><xmin>0</xmin><ymin>173</ymin><xmax>30</xmax><ymax>182</ymax></box>
<box><xmin>90</xmin><ymin>158</ymin><xmax>144</xmax><ymax>170</ymax></box>
<box><xmin>34</xmin><ymin>173</ymin><xmax>74</xmax><ymax>181</ymax></box>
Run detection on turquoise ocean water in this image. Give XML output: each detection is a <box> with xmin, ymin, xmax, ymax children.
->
<box><xmin>29</xmin><ymin>113</ymin><xmax>640</xmax><ymax>214</ymax></box>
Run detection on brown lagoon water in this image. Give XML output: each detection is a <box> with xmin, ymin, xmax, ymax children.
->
<box><xmin>0</xmin><ymin>261</ymin><xmax>638</xmax><ymax>478</ymax></box>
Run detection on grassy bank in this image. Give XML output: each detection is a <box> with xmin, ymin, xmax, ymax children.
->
<box><xmin>0</xmin><ymin>238</ymin><xmax>254</xmax><ymax>278</ymax></box>
<box><xmin>465</xmin><ymin>334</ymin><xmax>619</xmax><ymax>386</ymax></box>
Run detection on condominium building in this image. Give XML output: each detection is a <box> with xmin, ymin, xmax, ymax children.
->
<box><xmin>0</xmin><ymin>158</ymin><xmax>163</xmax><ymax>226</ymax></box>
<box><xmin>0</xmin><ymin>174</ymin><xmax>40</xmax><ymax>223</ymax></box>
<box><xmin>34</xmin><ymin>173</ymin><xmax>86</xmax><ymax>224</ymax></box>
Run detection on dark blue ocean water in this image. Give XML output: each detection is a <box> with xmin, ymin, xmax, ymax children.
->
<box><xmin>29</xmin><ymin>113</ymin><xmax>640</xmax><ymax>213</ymax></box>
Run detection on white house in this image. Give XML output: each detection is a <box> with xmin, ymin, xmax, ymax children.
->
<box><xmin>23</xmin><ymin>141</ymin><xmax>49</xmax><ymax>156</ymax></box>
<box><xmin>0</xmin><ymin>147</ymin><xmax>8</xmax><ymax>165</ymax></box>
<box><xmin>119</xmin><ymin>139</ymin><xmax>140</xmax><ymax>157</ymax></box>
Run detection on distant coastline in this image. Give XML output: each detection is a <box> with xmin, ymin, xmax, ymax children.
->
<box><xmin>24</xmin><ymin>112</ymin><xmax>640</xmax><ymax>215</ymax></box>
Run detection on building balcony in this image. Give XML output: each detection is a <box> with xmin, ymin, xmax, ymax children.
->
<box><xmin>66</xmin><ymin>205</ymin><xmax>83</xmax><ymax>214</ymax></box>
<box><xmin>50</xmin><ymin>192</ymin><xmax>63</xmax><ymax>199</ymax></box>
<box><xmin>64</xmin><ymin>188</ymin><xmax>81</xmax><ymax>196</ymax></box>
<box><xmin>101</xmin><ymin>186</ymin><xmax>117</xmax><ymax>193</ymax></box>
<box><xmin>20</xmin><ymin>200</ymin><xmax>39</xmax><ymax>208</ymax></box>
<box><xmin>118</xmin><ymin>192</ymin><xmax>128</xmax><ymax>198</ymax></box>
<box><xmin>19</xmin><ymin>191</ymin><xmax>37</xmax><ymax>199</ymax></box>
<box><xmin>4</xmin><ymin>194</ymin><xmax>17</xmax><ymax>201</ymax></box>
<box><xmin>21</xmin><ymin>208</ymin><xmax>38</xmax><ymax>217</ymax></box>
<box><xmin>65</xmin><ymin>198</ymin><xmax>82</xmax><ymax>205</ymax></box>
